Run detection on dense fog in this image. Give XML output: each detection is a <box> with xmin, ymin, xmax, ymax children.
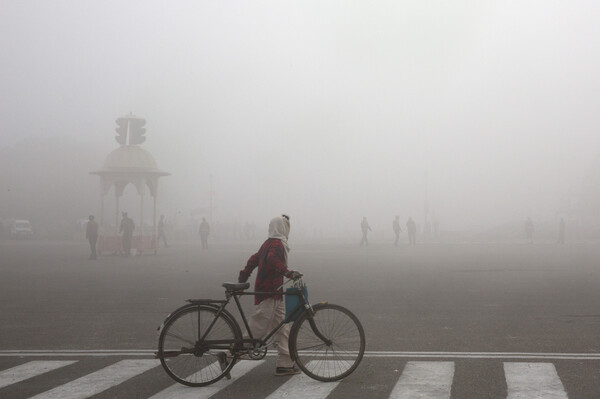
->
<box><xmin>1</xmin><ymin>1</ymin><xmax>600</xmax><ymax>240</ymax></box>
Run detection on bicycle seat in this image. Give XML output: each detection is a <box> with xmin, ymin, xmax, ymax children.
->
<box><xmin>222</xmin><ymin>282</ymin><xmax>250</xmax><ymax>292</ymax></box>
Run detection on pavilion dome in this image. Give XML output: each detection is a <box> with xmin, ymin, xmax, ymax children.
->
<box><xmin>103</xmin><ymin>145</ymin><xmax>158</xmax><ymax>171</ymax></box>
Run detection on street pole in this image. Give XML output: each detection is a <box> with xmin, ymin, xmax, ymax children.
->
<box><xmin>424</xmin><ymin>171</ymin><xmax>429</xmax><ymax>227</ymax></box>
<box><xmin>209</xmin><ymin>173</ymin><xmax>213</xmax><ymax>224</ymax></box>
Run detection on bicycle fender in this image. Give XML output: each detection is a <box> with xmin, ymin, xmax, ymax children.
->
<box><xmin>156</xmin><ymin>303</ymin><xmax>241</xmax><ymax>339</ymax></box>
<box><xmin>156</xmin><ymin>303</ymin><xmax>220</xmax><ymax>337</ymax></box>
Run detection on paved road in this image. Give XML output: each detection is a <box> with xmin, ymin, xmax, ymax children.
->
<box><xmin>1</xmin><ymin>353</ymin><xmax>600</xmax><ymax>398</ymax></box>
<box><xmin>1</xmin><ymin>238</ymin><xmax>599</xmax><ymax>397</ymax></box>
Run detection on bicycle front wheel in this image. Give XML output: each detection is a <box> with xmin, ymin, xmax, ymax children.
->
<box><xmin>158</xmin><ymin>305</ymin><xmax>240</xmax><ymax>387</ymax></box>
<box><xmin>289</xmin><ymin>303</ymin><xmax>365</xmax><ymax>381</ymax></box>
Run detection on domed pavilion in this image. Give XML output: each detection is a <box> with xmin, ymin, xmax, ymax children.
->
<box><xmin>91</xmin><ymin>114</ymin><xmax>170</xmax><ymax>255</ymax></box>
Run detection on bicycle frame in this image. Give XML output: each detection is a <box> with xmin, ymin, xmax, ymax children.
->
<box><xmin>166</xmin><ymin>281</ymin><xmax>332</xmax><ymax>357</ymax></box>
<box><xmin>234</xmin><ymin>288</ymin><xmax>312</xmax><ymax>346</ymax></box>
<box><xmin>159</xmin><ymin>281</ymin><xmax>366</xmax><ymax>386</ymax></box>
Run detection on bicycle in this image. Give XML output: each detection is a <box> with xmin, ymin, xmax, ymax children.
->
<box><xmin>156</xmin><ymin>275</ymin><xmax>365</xmax><ymax>386</ymax></box>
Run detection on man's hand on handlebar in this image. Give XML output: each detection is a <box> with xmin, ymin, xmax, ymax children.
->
<box><xmin>288</xmin><ymin>270</ymin><xmax>303</xmax><ymax>281</ymax></box>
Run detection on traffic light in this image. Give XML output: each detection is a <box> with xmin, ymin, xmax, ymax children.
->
<box><xmin>114</xmin><ymin>116</ymin><xmax>147</xmax><ymax>145</ymax></box>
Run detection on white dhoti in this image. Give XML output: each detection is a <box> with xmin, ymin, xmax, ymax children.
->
<box><xmin>249</xmin><ymin>297</ymin><xmax>294</xmax><ymax>368</ymax></box>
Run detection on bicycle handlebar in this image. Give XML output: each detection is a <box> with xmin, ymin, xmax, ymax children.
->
<box><xmin>277</xmin><ymin>272</ymin><xmax>304</xmax><ymax>290</ymax></box>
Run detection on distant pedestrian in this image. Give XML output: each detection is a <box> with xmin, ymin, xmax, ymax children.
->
<box><xmin>119</xmin><ymin>212</ymin><xmax>135</xmax><ymax>256</ymax></box>
<box><xmin>406</xmin><ymin>217</ymin><xmax>417</xmax><ymax>246</ymax></box>
<box><xmin>199</xmin><ymin>217</ymin><xmax>210</xmax><ymax>249</ymax></box>
<box><xmin>157</xmin><ymin>215</ymin><xmax>169</xmax><ymax>248</ymax></box>
<box><xmin>86</xmin><ymin>215</ymin><xmax>98</xmax><ymax>260</ymax></box>
<box><xmin>557</xmin><ymin>217</ymin><xmax>566</xmax><ymax>244</ymax></box>
<box><xmin>393</xmin><ymin>216</ymin><xmax>401</xmax><ymax>246</ymax></box>
<box><xmin>360</xmin><ymin>217</ymin><xmax>372</xmax><ymax>246</ymax></box>
<box><xmin>524</xmin><ymin>217</ymin><xmax>534</xmax><ymax>243</ymax></box>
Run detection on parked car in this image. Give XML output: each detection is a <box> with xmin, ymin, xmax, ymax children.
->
<box><xmin>9</xmin><ymin>219</ymin><xmax>34</xmax><ymax>238</ymax></box>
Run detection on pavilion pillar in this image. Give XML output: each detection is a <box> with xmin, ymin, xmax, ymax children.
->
<box><xmin>100</xmin><ymin>194</ymin><xmax>105</xmax><ymax>233</ymax></box>
<box><xmin>153</xmin><ymin>194</ymin><xmax>157</xmax><ymax>247</ymax></box>
<box><xmin>115</xmin><ymin>192</ymin><xmax>120</xmax><ymax>234</ymax></box>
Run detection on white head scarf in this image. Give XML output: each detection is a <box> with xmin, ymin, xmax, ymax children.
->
<box><xmin>268</xmin><ymin>215</ymin><xmax>290</xmax><ymax>252</ymax></box>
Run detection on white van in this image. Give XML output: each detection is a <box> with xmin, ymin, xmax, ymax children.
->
<box><xmin>10</xmin><ymin>220</ymin><xmax>33</xmax><ymax>238</ymax></box>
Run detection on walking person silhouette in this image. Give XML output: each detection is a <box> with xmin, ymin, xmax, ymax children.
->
<box><xmin>393</xmin><ymin>216</ymin><xmax>401</xmax><ymax>246</ymax></box>
<box><xmin>360</xmin><ymin>217</ymin><xmax>372</xmax><ymax>246</ymax></box>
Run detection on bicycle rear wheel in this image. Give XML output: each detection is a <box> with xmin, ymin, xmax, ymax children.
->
<box><xmin>158</xmin><ymin>305</ymin><xmax>240</xmax><ymax>386</ymax></box>
<box><xmin>289</xmin><ymin>303</ymin><xmax>365</xmax><ymax>381</ymax></box>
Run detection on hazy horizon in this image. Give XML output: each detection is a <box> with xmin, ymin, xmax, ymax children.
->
<box><xmin>2</xmin><ymin>1</ymin><xmax>600</xmax><ymax>235</ymax></box>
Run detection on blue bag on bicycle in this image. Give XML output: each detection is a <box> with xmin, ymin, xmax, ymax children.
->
<box><xmin>285</xmin><ymin>283</ymin><xmax>308</xmax><ymax>322</ymax></box>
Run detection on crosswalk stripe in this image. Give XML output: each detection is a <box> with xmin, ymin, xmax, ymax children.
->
<box><xmin>504</xmin><ymin>362</ymin><xmax>568</xmax><ymax>399</ymax></box>
<box><xmin>265</xmin><ymin>361</ymin><xmax>341</xmax><ymax>399</ymax></box>
<box><xmin>0</xmin><ymin>360</ymin><xmax>77</xmax><ymax>389</ymax></box>
<box><xmin>267</xmin><ymin>361</ymin><xmax>340</xmax><ymax>399</ymax></box>
<box><xmin>389</xmin><ymin>361</ymin><xmax>454</xmax><ymax>399</ymax></box>
<box><xmin>28</xmin><ymin>359</ymin><xmax>159</xmax><ymax>399</ymax></box>
<box><xmin>149</xmin><ymin>359</ymin><xmax>265</xmax><ymax>399</ymax></box>
<box><xmin>2</xmin><ymin>350</ymin><xmax>600</xmax><ymax>360</ymax></box>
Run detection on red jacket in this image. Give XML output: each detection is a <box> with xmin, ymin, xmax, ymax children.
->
<box><xmin>239</xmin><ymin>238</ymin><xmax>293</xmax><ymax>304</ymax></box>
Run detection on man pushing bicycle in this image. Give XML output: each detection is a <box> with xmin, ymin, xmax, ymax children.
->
<box><xmin>156</xmin><ymin>214</ymin><xmax>364</xmax><ymax>386</ymax></box>
<box><xmin>237</xmin><ymin>214</ymin><xmax>302</xmax><ymax>376</ymax></box>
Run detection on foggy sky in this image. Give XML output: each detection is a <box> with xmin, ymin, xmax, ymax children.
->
<box><xmin>2</xmin><ymin>1</ymin><xmax>600</xmax><ymax>234</ymax></box>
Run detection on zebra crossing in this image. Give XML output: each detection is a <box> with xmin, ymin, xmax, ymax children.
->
<box><xmin>149</xmin><ymin>359</ymin><xmax>265</xmax><ymax>399</ymax></box>
<box><xmin>390</xmin><ymin>361</ymin><xmax>455</xmax><ymax>398</ymax></box>
<box><xmin>0</xmin><ymin>354</ymin><xmax>596</xmax><ymax>398</ymax></box>
<box><xmin>265</xmin><ymin>361</ymin><xmax>342</xmax><ymax>399</ymax></box>
<box><xmin>504</xmin><ymin>363</ymin><xmax>567</xmax><ymax>399</ymax></box>
<box><xmin>0</xmin><ymin>361</ymin><xmax>77</xmax><ymax>389</ymax></box>
<box><xmin>27</xmin><ymin>359</ymin><xmax>158</xmax><ymax>399</ymax></box>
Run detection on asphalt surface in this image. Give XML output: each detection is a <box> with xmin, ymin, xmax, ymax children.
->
<box><xmin>1</xmin><ymin>238</ymin><xmax>599</xmax><ymax>397</ymax></box>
